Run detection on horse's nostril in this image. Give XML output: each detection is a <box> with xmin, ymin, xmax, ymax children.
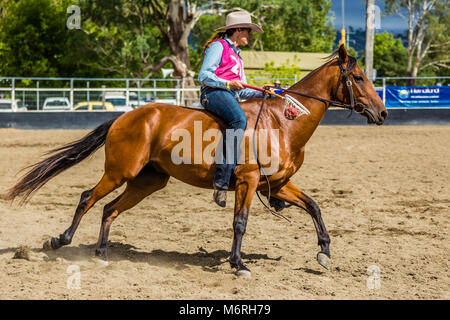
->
<box><xmin>381</xmin><ymin>110</ymin><xmax>388</xmax><ymax>120</ymax></box>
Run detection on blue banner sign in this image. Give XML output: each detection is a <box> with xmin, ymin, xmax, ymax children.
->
<box><xmin>385</xmin><ymin>86</ymin><xmax>450</xmax><ymax>108</ymax></box>
<box><xmin>376</xmin><ymin>89</ymin><xmax>383</xmax><ymax>100</ymax></box>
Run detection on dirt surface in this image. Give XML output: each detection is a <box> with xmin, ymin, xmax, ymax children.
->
<box><xmin>0</xmin><ymin>126</ymin><xmax>449</xmax><ymax>300</ymax></box>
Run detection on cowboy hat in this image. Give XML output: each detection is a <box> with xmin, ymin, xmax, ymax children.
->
<box><xmin>215</xmin><ymin>11</ymin><xmax>263</xmax><ymax>34</ymax></box>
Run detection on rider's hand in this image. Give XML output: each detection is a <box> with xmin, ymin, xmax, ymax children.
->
<box><xmin>227</xmin><ymin>80</ymin><xmax>244</xmax><ymax>90</ymax></box>
<box><xmin>262</xmin><ymin>83</ymin><xmax>275</xmax><ymax>98</ymax></box>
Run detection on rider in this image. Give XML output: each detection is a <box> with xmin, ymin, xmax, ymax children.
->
<box><xmin>198</xmin><ymin>11</ymin><xmax>266</xmax><ymax>207</ymax></box>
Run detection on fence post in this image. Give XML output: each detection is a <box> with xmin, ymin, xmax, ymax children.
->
<box><xmin>101</xmin><ymin>85</ymin><xmax>106</xmax><ymax>105</ymax></box>
<box><xmin>176</xmin><ymin>79</ymin><xmax>181</xmax><ymax>106</ymax></box>
<box><xmin>87</xmin><ymin>81</ymin><xmax>90</xmax><ymax>102</ymax></box>
<box><xmin>11</xmin><ymin>78</ymin><xmax>16</xmax><ymax>112</ymax></box>
<box><xmin>70</xmin><ymin>78</ymin><xmax>74</xmax><ymax>110</ymax></box>
<box><xmin>382</xmin><ymin>78</ymin><xmax>386</xmax><ymax>106</ymax></box>
<box><xmin>36</xmin><ymin>81</ymin><xmax>39</xmax><ymax>111</ymax></box>
<box><xmin>181</xmin><ymin>78</ymin><xmax>185</xmax><ymax>106</ymax></box>
<box><xmin>126</xmin><ymin>79</ymin><xmax>130</xmax><ymax>108</ymax></box>
<box><xmin>137</xmin><ymin>80</ymin><xmax>141</xmax><ymax>104</ymax></box>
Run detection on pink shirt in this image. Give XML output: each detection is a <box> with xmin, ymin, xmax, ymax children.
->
<box><xmin>213</xmin><ymin>39</ymin><xmax>244</xmax><ymax>82</ymax></box>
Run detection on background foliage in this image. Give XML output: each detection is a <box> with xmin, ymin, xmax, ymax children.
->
<box><xmin>0</xmin><ymin>0</ymin><xmax>447</xmax><ymax>82</ymax></box>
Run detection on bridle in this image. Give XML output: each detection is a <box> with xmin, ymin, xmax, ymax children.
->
<box><xmin>277</xmin><ymin>56</ymin><xmax>367</xmax><ymax>114</ymax></box>
<box><xmin>333</xmin><ymin>56</ymin><xmax>366</xmax><ymax>113</ymax></box>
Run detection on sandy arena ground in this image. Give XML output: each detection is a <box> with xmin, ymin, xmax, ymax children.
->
<box><xmin>0</xmin><ymin>125</ymin><xmax>449</xmax><ymax>299</ymax></box>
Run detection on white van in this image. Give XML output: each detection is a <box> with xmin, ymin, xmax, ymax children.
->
<box><xmin>43</xmin><ymin>97</ymin><xmax>71</xmax><ymax>111</ymax></box>
<box><xmin>0</xmin><ymin>99</ymin><xmax>26</xmax><ymax>111</ymax></box>
<box><xmin>104</xmin><ymin>94</ymin><xmax>134</xmax><ymax>112</ymax></box>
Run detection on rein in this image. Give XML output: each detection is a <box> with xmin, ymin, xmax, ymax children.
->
<box><xmin>253</xmin><ymin>93</ymin><xmax>292</xmax><ymax>222</ymax></box>
<box><xmin>280</xmin><ymin>56</ymin><xmax>366</xmax><ymax>113</ymax></box>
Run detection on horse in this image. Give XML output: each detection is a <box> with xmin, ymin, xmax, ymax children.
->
<box><xmin>5</xmin><ymin>45</ymin><xmax>387</xmax><ymax>277</ymax></box>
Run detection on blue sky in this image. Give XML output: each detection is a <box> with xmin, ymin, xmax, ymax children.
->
<box><xmin>329</xmin><ymin>0</ymin><xmax>408</xmax><ymax>32</ymax></box>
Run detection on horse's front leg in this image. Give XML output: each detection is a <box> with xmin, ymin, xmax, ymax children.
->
<box><xmin>267</xmin><ymin>181</ymin><xmax>331</xmax><ymax>270</ymax></box>
<box><xmin>229</xmin><ymin>172</ymin><xmax>259</xmax><ymax>277</ymax></box>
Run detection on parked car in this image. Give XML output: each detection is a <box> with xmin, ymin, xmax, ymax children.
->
<box><xmin>129</xmin><ymin>92</ymin><xmax>154</xmax><ymax>108</ymax></box>
<box><xmin>104</xmin><ymin>94</ymin><xmax>134</xmax><ymax>112</ymax></box>
<box><xmin>154</xmin><ymin>99</ymin><xmax>177</xmax><ymax>105</ymax></box>
<box><xmin>73</xmin><ymin>101</ymin><xmax>115</xmax><ymax>111</ymax></box>
<box><xmin>42</xmin><ymin>97</ymin><xmax>71</xmax><ymax>111</ymax></box>
<box><xmin>0</xmin><ymin>99</ymin><xmax>27</xmax><ymax>111</ymax></box>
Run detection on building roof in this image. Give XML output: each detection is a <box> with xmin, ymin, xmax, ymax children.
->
<box><xmin>240</xmin><ymin>51</ymin><xmax>330</xmax><ymax>71</ymax></box>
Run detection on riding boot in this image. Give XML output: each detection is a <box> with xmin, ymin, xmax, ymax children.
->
<box><xmin>212</xmin><ymin>167</ymin><xmax>230</xmax><ymax>208</ymax></box>
<box><xmin>213</xmin><ymin>189</ymin><xmax>227</xmax><ymax>207</ymax></box>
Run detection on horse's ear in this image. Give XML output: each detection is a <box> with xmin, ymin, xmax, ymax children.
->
<box><xmin>338</xmin><ymin>44</ymin><xmax>348</xmax><ymax>63</ymax></box>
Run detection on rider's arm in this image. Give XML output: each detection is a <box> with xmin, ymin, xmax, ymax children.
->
<box><xmin>198</xmin><ymin>42</ymin><xmax>228</xmax><ymax>89</ymax></box>
<box><xmin>237</xmin><ymin>72</ymin><xmax>264</xmax><ymax>100</ymax></box>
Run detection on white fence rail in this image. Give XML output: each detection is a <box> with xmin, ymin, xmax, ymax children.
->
<box><xmin>0</xmin><ymin>76</ymin><xmax>449</xmax><ymax>112</ymax></box>
<box><xmin>0</xmin><ymin>87</ymin><xmax>201</xmax><ymax>111</ymax></box>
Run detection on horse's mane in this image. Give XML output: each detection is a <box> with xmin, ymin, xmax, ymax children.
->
<box><xmin>324</xmin><ymin>46</ymin><xmax>340</xmax><ymax>62</ymax></box>
<box><xmin>287</xmin><ymin>50</ymin><xmax>339</xmax><ymax>89</ymax></box>
<box><xmin>287</xmin><ymin>47</ymin><xmax>356</xmax><ymax>89</ymax></box>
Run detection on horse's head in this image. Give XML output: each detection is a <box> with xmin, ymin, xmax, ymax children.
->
<box><xmin>333</xmin><ymin>44</ymin><xmax>388</xmax><ymax>125</ymax></box>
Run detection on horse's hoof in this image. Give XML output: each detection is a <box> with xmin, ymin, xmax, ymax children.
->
<box><xmin>317</xmin><ymin>252</ymin><xmax>331</xmax><ymax>270</ymax></box>
<box><xmin>236</xmin><ymin>269</ymin><xmax>251</xmax><ymax>278</ymax></box>
<box><xmin>42</xmin><ymin>239</ymin><xmax>53</xmax><ymax>251</ymax></box>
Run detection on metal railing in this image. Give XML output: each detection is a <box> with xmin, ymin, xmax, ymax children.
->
<box><xmin>0</xmin><ymin>87</ymin><xmax>200</xmax><ymax>111</ymax></box>
<box><xmin>0</xmin><ymin>76</ymin><xmax>448</xmax><ymax>111</ymax></box>
<box><xmin>0</xmin><ymin>76</ymin><xmax>300</xmax><ymax>111</ymax></box>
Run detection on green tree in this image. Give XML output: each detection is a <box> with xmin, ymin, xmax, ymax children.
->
<box><xmin>80</xmin><ymin>0</ymin><xmax>169</xmax><ymax>80</ymax></box>
<box><xmin>385</xmin><ymin>0</ymin><xmax>449</xmax><ymax>84</ymax></box>
<box><xmin>224</xmin><ymin>0</ymin><xmax>336</xmax><ymax>52</ymax></box>
<box><xmin>368</xmin><ymin>32</ymin><xmax>408</xmax><ymax>84</ymax></box>
<box><xmin>190</xmin><ymin>14</ymin><xmax>225</xmax><ymax>73</ymax></box>
<box><xmin>0</xmin><ymin>0</ymin><xmax>99</xmax><ymax>78</ymax></box>
<box><xmin>0</xmin><ymin>0</ymin><xmax>338</xmax><ymax>84</ymax></box>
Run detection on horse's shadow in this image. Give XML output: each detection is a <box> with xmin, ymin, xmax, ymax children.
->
<box><xmin>40</xmin><ymin>242</ymin><xmax>283</xmax><ymax>273</ymax></box>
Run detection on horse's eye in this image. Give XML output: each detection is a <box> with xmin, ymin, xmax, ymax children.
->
<box><xmin>354</xmin><ymin>75</ymin><xmax>364</xmax><ymax>83</ymax></box>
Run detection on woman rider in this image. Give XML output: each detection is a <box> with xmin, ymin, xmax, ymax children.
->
<box><xmin>198</xmin><ymin>11</ymin><xmax>266</xmax><ymax>207</ymax></box>
<box><xmin>199</xmin><ymin>11</ymin><xmax>287</xmax><ymax>209</ymax></box>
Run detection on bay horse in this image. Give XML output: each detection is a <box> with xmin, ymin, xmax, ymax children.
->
<box><xmin>5</xmin><ymin>45</ymin><xmax>387</xmax><ymax>276</ymax></box>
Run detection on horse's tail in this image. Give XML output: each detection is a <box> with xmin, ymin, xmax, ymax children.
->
<box><xmin>4</xmin><ymin>117</ymin><xmax>118</xmax><ymax>204</ymax></box>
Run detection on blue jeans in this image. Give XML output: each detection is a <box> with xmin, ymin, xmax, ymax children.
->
<box><xmin>201</xmin><ymin>88</ymin><xmax>247</xmax><ymax>190</ymax></box>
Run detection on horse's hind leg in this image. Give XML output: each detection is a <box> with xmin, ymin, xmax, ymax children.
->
<box><xmin>265</xmin><ymin>181</ymin><xmax>331</xmax><ymax>270</ymax></box>
<box><xmin>94</xmin><ymin>166</ymin><xmax>170</xmax><ymax>260</ymax></box>
<box><xmin>43</xmin><ymin>174</ymin><xmax>122</xmax><ymax>250</ymax></box>
<box><xmin>43</xmin><ymin>118</ymin><xmax>153</xmax><ymax>251</ymax></box>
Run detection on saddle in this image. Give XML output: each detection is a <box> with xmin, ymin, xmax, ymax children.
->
<box><xmin>184</xmin><ymin>102</ymin><xmax>205</xmax><ymax>110</ymax></box>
